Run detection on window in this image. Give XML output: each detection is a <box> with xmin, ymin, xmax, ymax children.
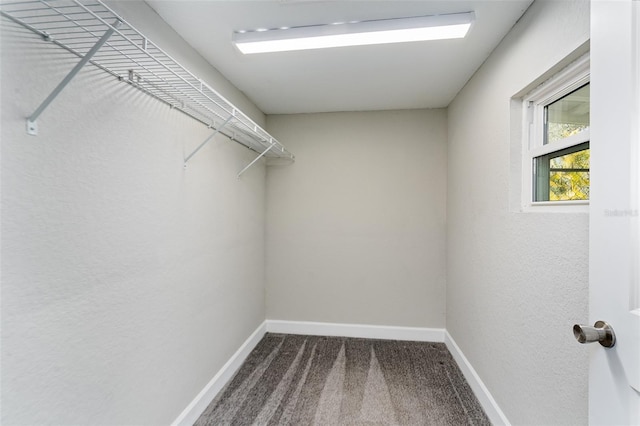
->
<box><xmin>523</xmin><ymin>53</ymin><xmax>590</xmax><ymax>208</ymax></box>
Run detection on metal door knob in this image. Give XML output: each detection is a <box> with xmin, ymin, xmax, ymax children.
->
<box><xmin>573</xmin><ymin>321</ymin><xmax>616</xmax><ymax>348</ymax></box>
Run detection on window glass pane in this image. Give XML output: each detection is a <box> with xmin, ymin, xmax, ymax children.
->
<box><xmin>544</xmin><ymin>83</ymin><xmax>590</xmax><ymax>144</ymax></box>
<box><xmin>534</xmin><ymin>142</ymin><xmax>590</xmax><ymax>201</ymax></box>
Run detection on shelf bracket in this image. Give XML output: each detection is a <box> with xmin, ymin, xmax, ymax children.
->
<box><xmin>183</xmin><ymin>114</ymin><xmax>234</xmax><ymax>166</ymax></box>
<box><xmin>26</xmin><ymin>19</ymin><xmax>122</xmax><ymax>135</ymax></box>
<box><xmin>237</xmin><ymin>142</ymin><xmax>276</xmax><ymax>178</ymax></box>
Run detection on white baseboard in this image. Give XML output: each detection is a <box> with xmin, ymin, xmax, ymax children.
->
<box><xmin>266</xmin><ymin>319</ymin><xmax>445</xmax><ymax>342</ymax></box>
<box><xmin>171</xmin><ymin>321</ymin><xmax>507</xmax><ymax>426</ymax></box>
<box><xmin>171</xmin><ymin>321</ymin><xmax>267</xmax><ymax>426</ymax></box>
<box><xmin>444</xmin><ymin>331</ymin><xmax>511</xmax><ymax>426</ymax></box>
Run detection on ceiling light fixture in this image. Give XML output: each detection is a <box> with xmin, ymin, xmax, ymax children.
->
<box><xmin>233</xmin><ymin>12</ymin><xmax>474</xmax><ymax>54</ymax></box>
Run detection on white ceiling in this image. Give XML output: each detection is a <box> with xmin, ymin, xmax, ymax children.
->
<box><xmin>146</xmin><ymin>1</ymin><xmax>533</xmax><ymax>115</ymax></box>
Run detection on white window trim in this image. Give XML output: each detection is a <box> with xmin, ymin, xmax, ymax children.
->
<box><xmin>521</xmin><ymin>52</ymin><xmax>590</xmax><ymax>213</ymax></box>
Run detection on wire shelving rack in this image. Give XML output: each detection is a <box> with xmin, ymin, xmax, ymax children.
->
<box><xmin>0</xmin><ymin>0</ymin><xmax>294</xmax><ymax>175</ymax></box>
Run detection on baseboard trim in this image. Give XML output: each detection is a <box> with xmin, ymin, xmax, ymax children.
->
<box><xmin>171</xmin><ymin>321</ymin><xmax>508</xmax><ymax>426</ymax></box>
<box><xmin>266</xmin><ymin>319</ymin><xmax>445</xmax><ymax>342</ymax></box>
<box><xmin>444</xmin><ymin>331</ymin><xmax>511</xmax><ymax>426</ymax></box>
<box><xmin>171</xmin><ymin>321</ymin><xmax>267</xmax><ymax>426</ymax></box>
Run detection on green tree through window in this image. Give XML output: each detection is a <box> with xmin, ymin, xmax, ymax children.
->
<box><xmin>534</xmin><ymin>82</ymin><xmax>590</xmax><ymax>202</ymax></box>
<box><xmin>549</xmin><ymin>147</ymin><xmax>590</xmax><ymax>200</ymax></box>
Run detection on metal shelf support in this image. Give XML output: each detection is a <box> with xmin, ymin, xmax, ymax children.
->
<box><xmin>0</xmin><ymin>0</ymin><xmax>293</xmax><ymax>164</ymax></box>
<box><xmin>238</xmin><ymin>142</ymin><xmax>275</xmax><ymax>178</ymax></box>
<box><xmin>184</xmin><ymin>114</ymin><xmax>234</xmax><ymax>166</ymax></box>
<box><xmin>26</xmin><ymin>19</ymin><xmax>122</xmax><ymax>135</ymax></box>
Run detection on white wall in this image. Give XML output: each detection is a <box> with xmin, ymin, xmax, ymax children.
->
<box><xmin>266</xmin><ymin>110</ymin><xmax>447</xmax><ymax>328</ymax></box>
<box><xmin>1</xmin><ymin>2</ymin><xmax>267</xmax><ymax>424</ymax></box>
<box><xmin>447</xmin><ymin>1</ymin><xmax>590</xmax><ymax>424</ymax></box>
<box><xmin>2</xmin><ymin>0</ymin><xmax>595</xmax><ymax>423</ymax></box>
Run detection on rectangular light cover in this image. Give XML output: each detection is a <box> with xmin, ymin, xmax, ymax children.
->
<box><xmin>233</xmin><ymin>12</ymin><xmax>474</xmax><ymax>54</ymax></box>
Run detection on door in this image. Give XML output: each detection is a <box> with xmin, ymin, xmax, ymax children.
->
<box><xmin>589</xmin><ymin>0</ymin><xmax>640</xmax><ymax>424</ymax></box>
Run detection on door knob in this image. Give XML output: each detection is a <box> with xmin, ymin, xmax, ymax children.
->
<box><xmin>573</xmin><ymin>321</ymin><xmax>616</xmax><ymax>348</ymax></box>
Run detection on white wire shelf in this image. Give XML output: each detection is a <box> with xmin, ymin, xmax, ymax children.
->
<box><xmin>0</xmin><ymin>0</ymin><xmax>294</xmax><ymax>172</ymax></box>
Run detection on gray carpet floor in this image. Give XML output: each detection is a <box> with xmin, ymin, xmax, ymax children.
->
<box><xmin>195</xmin><ymin>333</ymin><xmax>491</xmax><ymax>426</ymax></box>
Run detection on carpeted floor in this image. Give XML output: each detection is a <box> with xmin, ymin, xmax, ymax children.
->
<box><xmin>195</xmin><ymin>333</ymin><xmax>491</xmax><ymax>425</ymax></box>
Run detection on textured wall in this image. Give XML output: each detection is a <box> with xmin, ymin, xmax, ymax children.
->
<box><xmin>266</xmin><ymin>110</ymin><xmax>447</xmax><ymax>328</ymax></box>
<box><xmin>1</xmin><ymin>2</ymin><xmax>267</xmax><ymax>424</ymax></box>
<box><xmin>446</xmin><ymin>1</ymin><xmax>590</xmax><ymax>424</ymax></box>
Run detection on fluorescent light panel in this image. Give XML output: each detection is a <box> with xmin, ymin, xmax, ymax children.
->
<box><xmin>233</xmin><ymin>12</ymin><xmax>474</xmax><ymax>54</ymax></box>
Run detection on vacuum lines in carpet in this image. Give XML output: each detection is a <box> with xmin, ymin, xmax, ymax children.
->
<box><xmin>195</xmin><ymin>333</ymin><xmax>490</xmax><ymax>425</ymax></box>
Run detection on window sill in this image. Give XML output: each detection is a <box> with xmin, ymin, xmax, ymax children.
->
<box><xmin>523</xmin><ymin>200</ymin><xmax>589</xmax><ymax>213</ymax></box>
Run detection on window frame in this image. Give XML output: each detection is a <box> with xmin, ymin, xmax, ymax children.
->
<box><xmin>522</xmin><ymin>53</ymin><xmax>590</xmax><ymax>212</ymax></box>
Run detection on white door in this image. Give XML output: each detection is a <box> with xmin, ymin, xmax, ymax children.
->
<box><xmin>589</xmin><ymin>1</ymin><xmax>640</xmax><ymax>424</ymax></box>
